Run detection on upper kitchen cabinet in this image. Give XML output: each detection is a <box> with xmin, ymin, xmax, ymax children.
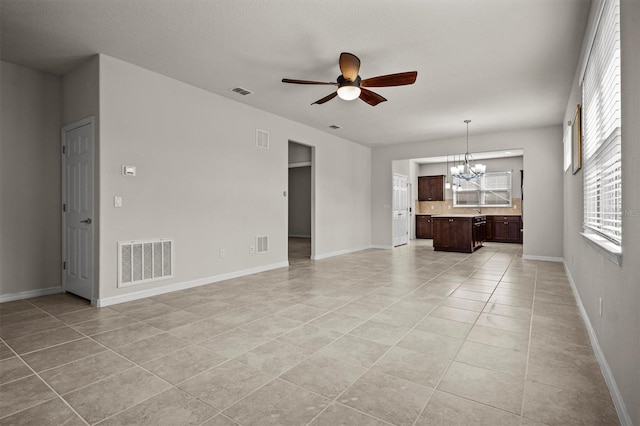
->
<box><xmin>418</xmin><ymin>175</ymin><xmax>445</xmax><ymax>201</ymax></box>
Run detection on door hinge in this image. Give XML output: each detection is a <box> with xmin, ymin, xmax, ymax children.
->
<box><xmin>63</xmin><ymin>203</ymin><xmax>66</xmax><ymax>212</ymax></box>
<box><xmin>62</xmin><ymin>145</ymin><xmax>66</xmax><ymax>154</ymax></box>
<box><xmin>63</xmin><ymin>261</ymin><xmax>67</xmax><ymax>270</ymax></box>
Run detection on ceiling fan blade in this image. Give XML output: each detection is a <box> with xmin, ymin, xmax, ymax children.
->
<box><xmin>359</xmin><ymin>88</ymin><xmax>387</xmax><ymax>106</ymax></box>
<box><xmin>282</xmin><ymin>78</ymin><xmax>337</xmax><ymax>85</ymax></box>
<box><xmin>339</xmin><ymin>52</ymin><xmax>361</xmax><ymax>82</ymax></box>
<box><xmin>312</xmin><ymin>92</ymin><xmax>338</xmax><ymax>105</ymax></box>
<box><xmin>360</xmin><ymin>71</ymin><xmax>418</xmax><ymax>88</ymax></box>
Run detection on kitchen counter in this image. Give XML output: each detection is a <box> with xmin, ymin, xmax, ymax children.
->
<box><xmin>432</xmin><ymin>214</ymin><xmax>486</xmax><ymax>218</ymax></box>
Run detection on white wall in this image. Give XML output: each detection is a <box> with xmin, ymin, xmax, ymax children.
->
<box><xmin>63</xmin><ymin>56</ymin><xmax>99</xmax><ymax>126</ymax></box>
<box><xmin>97</xmin><ymin>55</ymin><xmax>371</xmax><ymax>301</ymax></box>
<box><xmin>419</xmin><ymin>156</ymin><xmax>524</xmax><ymax>199</ymax></box>
<box><xmin>0</xmin><ymin>61</ymin><xmax>62</xmax><ymax>299</ymax></box>
<box><xmin>562</xmin><ymin>0</ymin><xmax>640</xmax><ymax>423</ymax></box>
<box><xmin>372</xmin><ymin>126</ymin><xmax>562</xmax><ymax>257</ymax></box>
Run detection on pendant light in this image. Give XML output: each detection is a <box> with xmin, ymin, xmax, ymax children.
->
<box><xmin>450</xmin><ymin>120</ymin><xmax>486</xmax><ymax>180</ymax></box>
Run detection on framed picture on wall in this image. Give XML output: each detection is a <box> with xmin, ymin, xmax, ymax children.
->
<box><xmin>563</xmin><ymin>124</ymin><xmax>571</xmax><ymax>172</ymax></box>
<box><xmin>572</xmin><ymin>104</ymin><xmax>582</xmax><ymax>174</ymax></box>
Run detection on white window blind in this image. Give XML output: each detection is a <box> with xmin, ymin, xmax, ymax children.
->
<box><xmin>582</xmin><ymin>0</ymin><xmax>621</xmax><ymax>245</ymax></box>
<box><xmin>453</xmin><ymin>171</ymin><xmax>512</xmax><ymax>207</ymax></box>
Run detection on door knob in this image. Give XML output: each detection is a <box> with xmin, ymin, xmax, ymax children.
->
<box><xmin>81</xmin><ymin>218</ymin><xmax>92</xmax><ymax>224</ymax></box>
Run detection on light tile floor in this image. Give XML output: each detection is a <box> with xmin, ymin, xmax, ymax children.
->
<box><xmin>0</xmin><ymin>240</ymin><xmax>619</xmax><ymax>425</ymax></box>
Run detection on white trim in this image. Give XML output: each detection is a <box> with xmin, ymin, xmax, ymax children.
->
<box><xmin>369</xmin><ymin>245</ymin><xmax>393</xmax><ymax>250</ymax></box>
<box><xmin>563</xmin><ymin>262</ymin><xmax>633</xmax><ymax>426</ymax></box>
<box><xmin>288</xmin><ymin>161</ymin><xmax>311</xmax><ymax>168</ymax></box>
<box><xmin>288</xmin><ymin>234</ymin><xmax>311</xmax><ymax>239</ymax></box>
<box><xmin>311</xmin><ymin>246</ymin><xmax>372</xmax><ymax>260</ymax></box>
<box><xmin>0</xmin><ymin>286</ymin><xmax>63</xmax><ymax>303</ymax></box>
<box><xmin>581</xmin><ymin>232</ymin><xmax>622</xmax><ymax>266</ymax></box>
<box><xmin>521</xmin><ymin>255</ymin><xmax>564</xmax><ymax>262</ymax></box>
<box><xmin>62</xmin><ymin>116</ymin><xmax>94</xmax><ymax>133</ymax></box>
<box><xmin>95</xmin><ymin>261</ymin><xmax>289</xmax><ymax>307</ymax></box>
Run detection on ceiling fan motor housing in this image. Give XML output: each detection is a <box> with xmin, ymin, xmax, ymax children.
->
<box><xmin>338</xmin><ymin>75</ymin><xmax>361</xmax><ymax>87</ymax></box>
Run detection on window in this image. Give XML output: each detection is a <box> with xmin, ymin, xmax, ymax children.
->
<box><xmin>453</xmin><ymin>171</ymin><xmax>512</xmax><ymax>207</ymax></box>
<box><xmin>582</xmin><ymin>0</ymin><xmax>621</xmax><ymax>247</ymax></box>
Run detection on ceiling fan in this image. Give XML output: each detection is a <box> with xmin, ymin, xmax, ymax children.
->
<box><xmin>282</xmin><ymin>52</ymin><xmax>417</xmax><ymax>106</ymax></box>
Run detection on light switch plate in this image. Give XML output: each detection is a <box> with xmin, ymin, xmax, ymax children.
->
<box><xmin>114</xmin><ymin>196</ymin><xmax>123</xmax><ymax>207</ymax></box>
<box><xmin>122</xmin><ymin>165</ymin><xmax>136</xmax><ymax>176</ymax></box>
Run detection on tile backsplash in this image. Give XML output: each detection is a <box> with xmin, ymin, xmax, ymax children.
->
<box><xmin>416</xmin><ymin>198</ymin><xmax>522</xmax><ymax>215</ymax></box>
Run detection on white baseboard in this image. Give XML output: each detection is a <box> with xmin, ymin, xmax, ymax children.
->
<box><xmin>563</xmin><ymin>262</ymin><xmax>632</xmax><ymax>426</ymax></box>
<box><xmin>522</xmin><ymin>255</ymin><xmax>564</xmax><ymax>262</ymax></box>
<box><xmin>95</xmin><ymin>261</ymin><xmax>289</xmax><ymax>307</ymax></box>
<box><xmin>288</xmin><ymin>234</ymin><xmax>311</xmax><ymax>239</ymax></box>
<box><xmin>369</xmin><ymin>245</ymin><xmax>393</xmax><ymax>250</ymax></box>
<box><xmin>0</xmin><ymin>286</ymin><xmax>63</xmax><ymax>303</ymax></box>
<box><xmin>311</xmin><ymin>246</ymin><xmax>372</xmax><ymax>260</ymax></box>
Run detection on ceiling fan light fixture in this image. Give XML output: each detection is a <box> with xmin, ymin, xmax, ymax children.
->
<box><xmin>337</xmin><ymin>85</ymin><xmax>361</xmax><ymax>101</ymax></box>
<box><xmin>282</xmin><ymin>53</ymin><xmax>416</xmax><ymax>106</ymax></box>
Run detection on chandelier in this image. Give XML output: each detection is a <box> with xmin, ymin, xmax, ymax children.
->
<box><xmin>451</xmin><ymin>120</ymin><xmax>486</xmax><ymax>181</ymax></box>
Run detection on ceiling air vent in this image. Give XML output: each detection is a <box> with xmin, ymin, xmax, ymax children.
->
<box><xmin>329</xmin><ymin>124</ymin><xmax>341</xmax><ymax>129</ymax></box>
<box><xmin>256</xmin><ymin>129</ymin><xmax>269</xmax><ymax>149</ymax></box>
<box><xmin>231</xmin><ymin>87</ymin><xmax>253</xmax><ymax>96</ymax></box>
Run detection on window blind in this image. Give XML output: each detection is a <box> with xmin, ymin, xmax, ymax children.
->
<box><xmin>582</xmin><ymin>0</ymin><xmax>621</xmax><ymax>245</ymax></box>
<box><xmin>453</xmin><ymin>171</ymin><xmax>512</xmax><ymax>207</ymax></box>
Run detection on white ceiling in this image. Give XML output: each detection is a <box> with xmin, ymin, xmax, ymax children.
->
<box><xmin>0</xmin><ymin>0</ymin><xmax>591</xmax><ymax>147</ymax></box>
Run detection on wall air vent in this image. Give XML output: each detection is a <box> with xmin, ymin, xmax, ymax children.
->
<box><xmin>256</xmin><ymin>129</ymin><xmax>269</xmax><ymax>149</ymax></box>
<box><xmin>231</xmin><ymin>87</ymin><xmax>253</xmax><ymax>96</ymax></box>
<box><xmin>256</xmin><ymin>236</ymin><xmax>269</xmax><ymax>254</ymax></box>
<box><xmin>118</xmin><ymin>239</ymin><xmax>173</xmax><ymax>287</ymax></box>
<box><xmin>329</xmin><ymin>124</ymin><xmax>341</xmax><ymax>129</ymax></box>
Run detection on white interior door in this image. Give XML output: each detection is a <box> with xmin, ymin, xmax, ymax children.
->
<box><xmin>62</xmin><ymin>118</ymin><xmax>94</xmax><ymax>300</ymax></box>
<box><xmin>393</xmin><ymin>174</ymin><xmax>409</xmax><ymax>247</ymax></box>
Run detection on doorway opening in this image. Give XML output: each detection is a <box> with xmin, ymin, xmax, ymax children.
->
<box><xmin>288</xmin><ymin>141</ymin><xmax>313</xmax><ymax>263</ymax></box>
<box><xmin>394</xmin><ymin>149</ymin><xmax>524</xmax><ymax>249</ymax></box>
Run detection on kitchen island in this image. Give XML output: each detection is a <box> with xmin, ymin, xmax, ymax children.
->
<box><xmin>432</xmin><ymin>214</ymin><xmax>486</xmax><ymax>253</ymax></box>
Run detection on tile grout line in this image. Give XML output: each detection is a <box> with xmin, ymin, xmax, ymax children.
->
<box><xmin>409</xmin><ymin>249</ymin><xmax>510</xmax><ymax>425</ymax></box>
<box><xmin>519</xmin><ymin>263</ymin><xmax>538</xmax><ymax>419</ymax></box>
<box><xmin>206</xmin><ymin>252</ymin><xmax>476</xmax><ymax>425</ymax></box>
<box><xmin>0</xmin><ymin>339</ymin><xmax>91</xmax><ymax>425</ymax></box>
<box><xmin>305</xmin><ymin>250</ymin><xmax>504</xmax><ymax>426</ymax></box>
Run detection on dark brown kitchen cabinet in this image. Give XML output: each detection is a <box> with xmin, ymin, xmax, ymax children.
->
<box><xmin>485</xmin><ymin>217</ymin><xmax>493</xmax><ymax>240</ymax></box>
<box><xmin>486</xmin><ymin>216</ymin><xmax>522</xmax><ymax>243</ymax></box>
<box><xmin>418</xmin><ymin>175</ymin><xmax>445</xmax><ymax>201</ymax></box>
<box><xmin>433</xmin><ymin>215</ymin><xmax>485</xmax><ymax>253</ymax></box>
<box><xmin>416</xmin><ymin>215</ymin><xmax>432</xmax><ymax>239</ymax></box>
